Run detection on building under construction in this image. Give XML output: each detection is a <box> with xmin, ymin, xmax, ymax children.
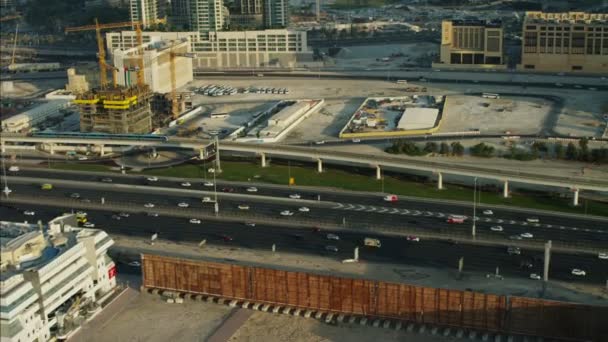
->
<box><xmin>74</xmin><ymin>85</ymin><xmax>153</xmax><ymax>134</ymax></box>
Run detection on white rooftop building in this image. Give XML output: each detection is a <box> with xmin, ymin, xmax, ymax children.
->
<box><xmin>1</xmin><ymin>214</ymin><xmax>117</xmax><ymax>342</ymax></box>
<box><xmin>0</xmin><ymin>100</ymin><xmax>70</xmax><ymax>133</ymax></box>
<box><xmin>397</xmin><ymin>107</ymin><xmax>439</xmax><ymax>130</ymax></box>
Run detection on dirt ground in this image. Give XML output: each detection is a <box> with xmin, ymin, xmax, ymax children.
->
<box><xmin>230</xmin><ymin>311</ymin><xmax>458</xmax><ymax>342</ymax></box>
<box><xmin>72</xmin><ymin>292</ymin><xmax>233</xmax><ymax>342</ymax></box>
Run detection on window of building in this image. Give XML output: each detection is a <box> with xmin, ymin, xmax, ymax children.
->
<box><xmin>526</xmin><ymin>25</ymin><xmax>536</xmax><ymax>30</ymax></box>
<box><xmin>572</xmin><ymin>66</ymin><xmax>582</xmax><ymax>71</ymax></box>
<box><xmin>524</xmin><ymin>64</ymin><xmax>535</xmax><ymax>69</ymax></box>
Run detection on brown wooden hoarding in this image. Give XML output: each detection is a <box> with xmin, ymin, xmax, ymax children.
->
<box><xmin>142</xmin><ymin>254</ymin><xmax>606</xmax><ymax>341</ymax></box>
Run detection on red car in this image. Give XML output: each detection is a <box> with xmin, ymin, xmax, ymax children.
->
<box><xmin>406</xmin><ymin>236</ymin><xmax>420</xmax><ymax>242</ymax></box>
<box><xmin>221</xmin><ymin>235</ymin><xmax>233</xmax><ymax>242</ymax></box>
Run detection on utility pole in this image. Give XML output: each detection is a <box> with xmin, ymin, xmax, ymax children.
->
<box><xmin>1</xmin><ymin>154</ymin><xmax>12</xmax><ymax>198</ymax></box>
<box><xmin>472</xmin><ymin>177</ymin><xmax>477</xmax><ymax>237</ymax></box>
<box><xmin>214</xmin><ymin>137</ymin><xmax>221</xmax><ymax>173</ymax></box>
<box><xmin>543</xmin><ymin>240</ymin><xmax>552</xmax><ymax>282</ymax></box>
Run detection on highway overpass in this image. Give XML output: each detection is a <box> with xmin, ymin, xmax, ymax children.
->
<box><xmin>2</xmin><ymin>134</ymin><xmax>607</xmax><ymax>199</ymax></box>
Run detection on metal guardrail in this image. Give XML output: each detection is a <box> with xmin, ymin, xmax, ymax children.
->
<box><xmin>3</xmin><ymin>194</ymin><xmax>603</xmax><ymax>254</ymax></box>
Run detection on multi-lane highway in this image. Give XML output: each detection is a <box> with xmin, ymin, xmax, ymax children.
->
<box><xmin>3</xmin><ymin>168</ymin><xmax>608</xmax><ymax>251</ymax></box>
<box><xmin>1</xmin><ymin>202</ymin><xmax>606</xmax><ymax>286</ymax></box>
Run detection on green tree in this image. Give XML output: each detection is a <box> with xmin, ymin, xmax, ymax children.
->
<box><xmin>554</xmin><ymin>142</ymin><xmax>565</xmax><ymax>159</ymax></box>
<box><xmin>566</xmin><ymin>142</ymin><xmax>579</xmax><ymax>160</ymax></box>
<box><xmin>590</xmin><ymin>148</ymin><xmax>608</xmax><ymax>163</ymax></box>
<box><xmin>470</xmin><ymin>143</ymin><xmax>495</xmax><ymax>158</ymax></box>
<box><xmin>451</xmin><ymin>142</ymin><xmax>465</xmax><ymax>156</ymax></box>
<box><xmin>532</xmin><ymin>141</ymin><xmax>548</xmax><ymax>153</ymax></box>
<box><xmin>578</xmin><ymin>138</ymin><xmax>590</xmax><ymax>162</ymax></box>
<box><xmin>439</xmin><ymin>142</ymin><xmax>450</xmax><ymax>155</ymax></box>
<box><xmin>424</xmin><ymin>142</ymin><xmax>438</xmax><ymax>154</ymax></box>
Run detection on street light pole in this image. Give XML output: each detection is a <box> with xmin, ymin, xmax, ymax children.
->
<box><xmin>213</xmin><ymin>160</ymin><xmax>218</xmax><ymax>215</ymax></box>
<box><xmin>472</xmin><ymin>177</ymin><xmax>477</xmax><ymax>237</ymax></box>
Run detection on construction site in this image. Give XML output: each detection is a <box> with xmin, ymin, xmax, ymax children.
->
<box><xmin>65</xmin><ymin>18</ymin><xmax>191</xmax><ymax>134</ymax></box>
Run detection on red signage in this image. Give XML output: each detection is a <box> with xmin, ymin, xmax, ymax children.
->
<box><xmin>108</xmin><ymin>265</ymin><xmax>117</xmax><ymax>279</ymax></box>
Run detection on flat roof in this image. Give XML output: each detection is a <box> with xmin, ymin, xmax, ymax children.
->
<box><xmin>397</xmin><ymin>107</ymin><xmax>439</xmax><ymax>130</ymax></box>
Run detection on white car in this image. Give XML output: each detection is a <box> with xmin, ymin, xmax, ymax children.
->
<box><xmin>147</xmin><ymin>176</ymin><xmax>158</xmax><ymax>182</ymax></box>
<box><xmin>599</xmin><ymin>252</ymin><xmax>608</xmax><ymax>260</ymax></box>
<box><xmin>238</xmin><ymin>204</ymin><xmax>250</xmax><ymax>210</ymax></box>
<box><xmin>482</xmin><ymin>210</ymin><xmax>494</xmax><ymax>215</ymax></box>
<box><xmin>178</xmin><ymin>202</ymin><xmax>190</xmax><ymax>208</ymax></box>
<box><xmin>78</xmin><ymin>156</ymin><xmax>88</xmax><ymax>161</ymax></box>
<box><xmin>181</xmin><ymin>182</ymin><xmax>191</xmax><ymax>187</ymax></box>
<box><xmin>289</xmin><ymin>194</ymin><xmax>301</xmax><ymax>199</ymax></box>
<box><xmin>326</xmin><ymin>233</ymin><xmax>340</xmax><ymax>241</ymax></box>
<box><xmin>83</xmin><ymin>222</ymin><xmax>95</xmax><ymax>228</ymax></box>
<box><xmin>144</xmin><ymin>203</ymin><xmax>155</xmax><ymax>208</ymax></box>
<box><xmin>526</xmin><ymin>218</ymin><xmax>540</xmax><ymax>223</ymax></box>
<box><xmin>245</xmin><ymin>222</ymin><xmax>256</xmax><ymax>227</ymax></box>
<box><xmin>24</xmin><ymin>210</ymin><xmax>35</xmax><ymax>216</ymax></box>
<box><xmin>147</xmin><ymin>212</ymin><xmax>159</xmax><ymax>217</ymax></box>
<box><xmin>299</xmin><ymin>207</ymin><xmax>310</xmax><ymax>212</ymax></box>
<box><xmin>202</xmin><ymin>197</ymin><xmax>212</xmax><ymax>203</ymax></box>
<box><xmin>280</xmin><ymin>210</ymin><xmax>294</xmax><ymax>216</ymax></box>
<box><xmin>352</xmin><ymin>138</ymin><xmax>361</xmax><ymax>143</ymax></box>
<box><xmin>571</xmin><ymin>269</ymin><xmax>586</xmax><ymax>276</ymax></box>
<box><xmin>529</xmin><ymin>273</ymin><xmax>541</xmax><ymax>280</ymax></box>
<box><xmin>119</xmin><ymin>212</ymin><xmax>130</xmax><ymax>218</ymax></box>
<box><xmin>204</xmin><ymin>181</ymin><xmax>214</xmax><ymax>187</ymax></box>
<box><xmin>189</xmin><ymin>218</ymin><xmax>201</xmax><ymax>224</ymax></box>
<box><xmin>490</xmin><ymin>226</ymin><xmax>503</xmax><ymax>232</ymax></box>
<box><xmin>520</xmin><ymin>232</ymin><xmax>533</xmax><ymax>238</ymax></box>
<box><xmin>8</xmin><ymin>166</ymin><xmax>19</xmax><ymax>172</ymax></box>
<box><xmin>246</xmin><ymin>187</ymin><xmax>258</xmax><ymax>192</ymax></box>
<box><xmin>128</xmin><ymin>261</ymin><xmax>141</xmax><ymax>267</ymax></box>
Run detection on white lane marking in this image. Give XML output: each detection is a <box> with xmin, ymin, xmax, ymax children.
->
<box><xmin>496</xmin><ymin>219</ymin><xmax>504</xmax><ymax>224</ymax></box>
<box><xmin>436</xmin><ymin>213</ymin><xmax>445</xmax><ymax>218</ymax></box>
<box><xmin>509</xmin><ymin>220</ymin><xmax>517</xmax><ymax>224</ymax></box>
<box><xmin>344</xmin><ymin>204</ymin><xmax>355</xmax><ymax>210</ymax></box>
<box><xmin>400</xmin><ymin>209</ymin><xmax>410</xmax><ymax>215</ymax></box>
<box><xmin>424</xmin><ymin>211</ymin><xmax>433</xmax><ymax>216</ymax></box>
<box><xmin>354</xmin><ymin>205</ymin><xmax>367</xmax><ymax>211</ymax></box>
<box><xmin>334</xmin><ymin>203</ymin><xmax>344</xmax><ymax>209</ymax></box>
<box><xmin>378</xmin><ymin>208</ymin><xmax>389</xmax><ymax>213</ymax></box>
<box><xmin>390</xmin><ymin>208</ymin><xmax>400</xmax><ymax>214</ymax></box>
<box><xmin>412</xmin><ymin>210</ymin><xmax>421</xmax><ymax>216</ymax></box>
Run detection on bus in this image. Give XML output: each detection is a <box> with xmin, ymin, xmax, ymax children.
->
<box><xmin>210</xmin><ymin>113</ymin><xmax>229</xmax><ymax>119</ymax></box>
<box><xmin>482</xmin><ymin>93</ymin><xmax>500</xmax><ymax>99</ymax></box>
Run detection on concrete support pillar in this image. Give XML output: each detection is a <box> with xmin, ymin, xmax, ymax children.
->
<box><xmin>261</xmin><ymin>152</ymin><xmax>267</xmax><ymax>167</ymax></box>
<box><xmin>99</xmin><ymin>144</ymin><xmax>105</xmax><ymax>156</ymax></box>
<box><xmin>1</xmin><ymin>141</ymin><xmax>5</xmax><ymax>153</ymax></box>
<box><xmin>49</xmin><ymin>144</ymin><xmax>55</xmax><ymax>155</ymax></box>
<box><xmin>199</xmin><ymin>148</ymin><xmax>204</xmax><ymax>160</ymax></box>
<box><xmin>572</xmin><ymin>188</ymin><xmax>579</xmax><ymax>206</ymax></box>
<box><xmin>376</xmin><ymin>165</ymin><xmax>381</xmax><ymax>180</ymax></box>
<box><xmin>543</xmin><ymin>240</ymin><xmax>551</xmax><ymax>282</ymax></box>
<box><xmin>317</xmin><ymin>158</ymin><xmax>323</xmax><ymax>173</ymax></box>
<box><xmin>502</xmin><ymin>180</ymin><xmax>509</xmax><ymax>198</ymax></box>
<box><xmin>437</xmin><ymin>172</ymin><xmax>443</xmax><ymax>190</ymax></box>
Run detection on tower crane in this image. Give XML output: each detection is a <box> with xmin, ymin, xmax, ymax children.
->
<box><xmin>65</xmin><ymin>18</ymin><xmax>165</xmax><ymax>89</ymax></box>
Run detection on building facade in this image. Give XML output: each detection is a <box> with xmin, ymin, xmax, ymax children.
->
<box><xmin>1</xmin><ymin>100</ymin><xmax>71</xmax><ymax>133</ymax></box>
<box><xmin>0</xmin><ymin>215</ymin><xmax>116</xmax><ymax>342</ymax></box>
<box><xmin>263</xmin><ymin>0</ymin><xmax>288</xmax><ymax>28</ymax></box>
<box><xmin>112</xmin><ymin>38</ymin><xmax>193</xmax><ymax>94</ymax></box>
<box><xmin>106</xmin><ymin>29</ymin><xmax>312</xmax><ymax>69</ymax></box>
<box><xmin>435</xmin><ymin>19</ymin><xmax>505</xmax><ymax>70</ymax></box>
<box><xmin>518</xmin><ymin>11</ymin><xmax>608</xmax><ymax>73</ymax></box>
<box><xmin>130</xmin><ymin>0</ymin><xmax>160</xmax><ymax>28</ymax></box>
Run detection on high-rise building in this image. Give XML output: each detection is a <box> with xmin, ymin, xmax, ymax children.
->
<box><xmin>263</xmin><ymin>0</ymin><xmax>288</xmax><ymax>28</ymax></box>
<box><xmin>238</xmin><ymin>0</ymin><xmax>262</xmax><ymax>14</ymax></box>
<box><xmin>189</xmin><ymin>0</ymin><xmax>224</xmax><ymax>38</ymax></box>
<box><xmin>130</xmin><ymin>0</ymin><xmax>160</xmax><ymax>28</ymax></box>
<box><xmin>518</xmin><ymin>11</ymin><xmax>608</xmax><ymax>73</ymax></box>
<box><xmin>435</xmin><ymin>19</ymin><xmax>505</xmax><ymax>69</ymax></box>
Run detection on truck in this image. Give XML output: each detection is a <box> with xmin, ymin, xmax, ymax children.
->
<box><xmin>364</xmin><ymin>238</ymin><xmax>381</xmax><ymax>248</ymax></box>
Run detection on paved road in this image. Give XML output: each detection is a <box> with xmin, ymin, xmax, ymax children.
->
<box><xmin>1</xmin><ymin>202</ymin><xmax>606</xmax><ymax>286</ymax></box>
<box><xmin>5</xmin><ymin>169</ymin><xmax>608</xmax><ymax>247</ymax></box>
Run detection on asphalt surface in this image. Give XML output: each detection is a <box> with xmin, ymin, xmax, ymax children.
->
<box><xmin>4</xmin><ymin>169</ymin><xmax>608</xmax><ymax>248</ymax></box>
<box><xmin>1</xmin><ymin>202</ymin><xmax>606</xmax><ymax>286</ymax></box>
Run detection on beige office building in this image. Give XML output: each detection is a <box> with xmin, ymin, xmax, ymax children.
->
<box><xmin>518</xmin><ymin>12</ymin><xmax>608</xmax><ymax>73</ymax></box>
<box><xmin>435</xmin><ymin>19</ymin><xmax>506</xmax><ymax>70</ymax></box>
<box><xmin>106</xmin><ymin>29</ymin><xmax>312</xmax><ymax>69</ymax></box>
